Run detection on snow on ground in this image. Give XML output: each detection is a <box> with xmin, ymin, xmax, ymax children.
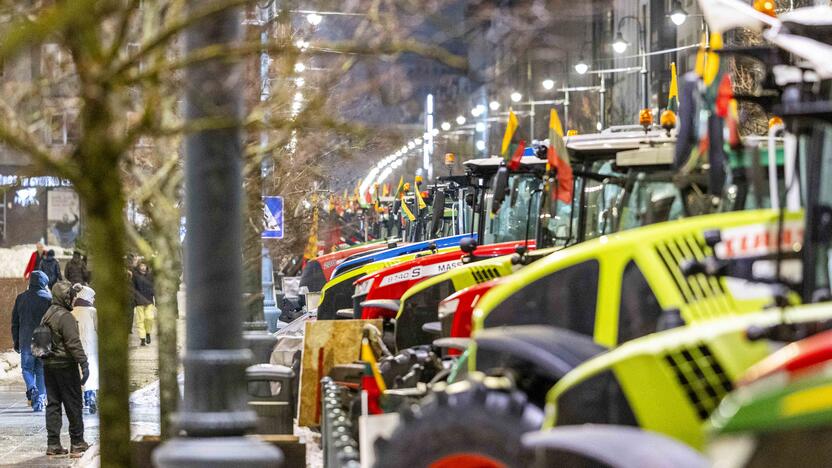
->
<box><xmin>0</xmin><ymin>244</ymin><xmax>71</xmax><ymax>278</ymax></box>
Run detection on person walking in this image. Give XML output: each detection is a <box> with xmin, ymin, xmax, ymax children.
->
<box><xmin>132</xmin><ymin>262</ymin><xmax>156</xmax><ymax>346</ymax></box>
<box><xmin>64</xmin><ymin>251</ymin><xmax>90</xmax><ymax>285</ymax></box>
<box><xmin>41</xmin><ymin>281</ymin><xmax>89</xmax><ymax>456</ymax></box>
<box><xmin>23</xmin><ymin>241</ymin><xmax>46</xmax><ymax>279</ymax></box>
<box><xmin>10</xmin><ymin>270</ymin><xmax>51</xmax><ymax>412</ymax></box>
<box><xmin>71</xmin><ymin>284</ymin><xmax>98</xmax><ymax>414</ymax></box>
<box><xmin>40</xmin><ymin>250</ymin><xmax>63</xmax><ymax>288</ymax></box>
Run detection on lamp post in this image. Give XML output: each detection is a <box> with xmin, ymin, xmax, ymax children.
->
<box><xmin>613</xmin><ymin>15</ymin><xmax>649</xmax><ymax>110</ymax></box>
<box><xmin>154</xmin><ymin>3</ymin><xmax>283</xmax><ymax>466</ymax></box>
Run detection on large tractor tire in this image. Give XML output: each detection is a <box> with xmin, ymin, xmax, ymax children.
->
<box><xmin>374</xmin><ymin>380</ymin><xmax>543</xmax><ymax>468</ymax></box>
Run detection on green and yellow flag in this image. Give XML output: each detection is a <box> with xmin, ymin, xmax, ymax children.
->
<box><xmin>668</xmin><ymin>62</ymin><xmax>679</xmax><ymax>112</ymax></box>
<box><xmin>394</xmin><ymin>176</ymin><xmax>405</xmax><ymax>199</ymax></box>
<box><xmin>414</xmin><ymin>176</ymin><xmax>426</xmax><ymax>209</ymax></box>
<box><xmin>401</xmin><ymin>200</ymin><xmax>416</xmax><ymax>221</ymax></box>
<box><xmin>501</xmin><ymin>110</ymin><xmax>519</xmax><ymax>157</ymax></box>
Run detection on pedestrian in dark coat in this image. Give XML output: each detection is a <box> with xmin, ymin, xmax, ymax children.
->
<box><xmin>41</xmin><ymin>281</ymin><xmax>89</xmax><ymax>456</ymax></box>
<box><xmin>40</xmin><ymin>250</ymin><xmax>63</xmax><ymax>288</ymax></box>
<box><xmin>64</xmin><ymin>251</ymin><xmax>89</xmax><ymax>285</ymax></box>
<box><xmin>10</xmin><ymin>270</ymin><xmax>51</xmax><ymax>411</ymax></box>
<box><xmin>132</xmin><ymin>262</ymin><xmax>156</xmax><ymax>346</ymax></box>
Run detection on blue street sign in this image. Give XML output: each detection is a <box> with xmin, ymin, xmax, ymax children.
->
<box><xmin>262</xmin><ymin>196</ymin><xmax>284</xmax><ymax>239</ymax></box>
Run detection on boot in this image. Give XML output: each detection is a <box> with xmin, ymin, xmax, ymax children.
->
<box><xmin>32</xmin><ymin>394</ymin><xmax>45</xmax><ymax>412</ymax></box>
<box><xmin>145</xmin><ymin>333</ymin><xmax>151</xmax><ymax>344</ymax></box>
<box><xmin>140</xmin><ymin>338</ymin><xmax>146</xmax><ymax>346</ymax></box>
<box><xmin>46</xmin><ymin>445</ymin><xmax>68</xmax><ymax>456</ymax></box>
<box><xmin>70</xmin><ymin>441</ymin><xmax>89</xmax><ymax>457</ymax></box>
<box><xmin>85</xmin><ymin>390</ymin><xmax>97</xmax><ymax>414</ymax></box>
<box><xmin>25</xmin><ymin>386</ymin><xmax>34</xmax><ymax>407</ymax></box>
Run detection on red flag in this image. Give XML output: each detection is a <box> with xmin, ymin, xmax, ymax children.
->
<box><xmin>715</xmin><ymin>74</ymin><xmax>733</xmax><ymax>118</ymax></box>
<box><xmin>507</xmin><ymin>140</ymin><xmax>526</xmax><ymax>171</ymax></box>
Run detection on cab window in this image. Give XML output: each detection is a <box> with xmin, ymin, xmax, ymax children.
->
<box><xmin>483</xmin><ymin>174</ymin><xmax>542</xmax><ymax>244</ymax></box>
<box><xmin>583</xmin><ymin>160</ymin><xmax>624</xmax><ymax>239</ymax></box>
<box><xmin>484</xmin><ymin>260</ymin><xmax>599</xmax><ymax>336</ymax></box>
<box><xmin>617</xmin><ymin>260</ymin><xmax>663</xmax><ymax>343</ymax></box>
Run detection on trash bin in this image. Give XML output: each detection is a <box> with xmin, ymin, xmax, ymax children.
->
<box><xmin>247</xmin><ymin>363</ymin><xmax>296</xmax><ymax>435</ymax></box>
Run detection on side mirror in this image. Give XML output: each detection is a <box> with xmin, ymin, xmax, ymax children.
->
<box><xmin>459</xmin><ymin>237</ymin><xmax>478</xmax><ymax>255</ymax></box>
<box><xmin>491</xmin><ymin>166</ymin><xmax>509</xmax><ymax>215</ymax></box>
<box><xmin>430</xmin><ymin>189</ymin><xmax>446</xmax><ymax>238</ymax></box>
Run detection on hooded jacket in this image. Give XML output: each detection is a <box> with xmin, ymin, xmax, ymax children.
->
<box><xmin>72</xmin><ymin>286</ymin><xmax>98</xmax><ymax>389</ymax></box>
<box><xmin>132</xmin><ymin>268</ymin><xmax>155</xmax><ymax>306</ymax></box>
<box><xmin>40</xmin><ymin>250</ymin><xmax>63</xmax><ymax>288</ymax></box>
<box><xmin>11</xmin><ymin>271</ymin><xmax>52</xmax><ymax>352</ymax></box>
<box><xmin>42</xmin><ymin>281</ymin><xmax>87</xmax><ymax>368</ymax></box>
<box><xmin>65</xmin><ymin>254</ymin><xmax>89</xmax><ymax>285</ymax></box>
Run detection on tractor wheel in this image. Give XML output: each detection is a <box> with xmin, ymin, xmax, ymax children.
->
<box><xmin>374</xmin><ymin>381</ymin><xmax>542</xmax><ymax>468</ymax></box>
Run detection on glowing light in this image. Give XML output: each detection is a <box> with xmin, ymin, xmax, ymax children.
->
<box><xmin>489</xmin><ymin>101</ymin><xmax>501</xmax><ymax>111</ymax></box>
<box><xmin>306</xmin><ymin>13</ymin><xmax>323</xmax><ymax>25</ymax></box>
<box><xmin>475</xmin><ymin>140</ymin><xmax>486</xmax><ymax>151</ymax></box>
<box><xmin>456</xmin><ymin>115</ymin><xmax>466</xmax><ymax>125</ymax></box>
<box><xmin>612</xmin><ymin>32</ymin><xmax>629</xmax><ymax>54</ymax></box>
<box><xmin>542</xmin><ymin>79</ymin><xmax>555</xmax><ymax>90</ymax></box>
<box><xmin>475</xmin><ymin>122</ymin><xmax>486</xmax><ymax>133</ymax></box>
<box><xmin>441</xmin><ymin>121</ymin><xmax>451</xmax><ymax>131</ymax></box>
<box><xmin>510</xmin><ymin>92</ymin><xmax>522</xmax><ymax>103</ymax></box>
<box><xmin>574</xmin><ymin>59</ymin><xmax>589</xmax><ymax>75</ymax></box>
<box><xmin>294</xmin><ymin>63</ymin><xmax>306</xmax><ymax>73</ymax></box>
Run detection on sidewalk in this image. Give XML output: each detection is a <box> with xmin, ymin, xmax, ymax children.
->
<box><xmin>0</xmin><ymin>319</ymin><xmax>183</xmax><ymax>467</ymax></box>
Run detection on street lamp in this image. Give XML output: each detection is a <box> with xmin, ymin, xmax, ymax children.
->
<box><xmin>489</xmin><ymin>100</ymin><xmax>501</xmax><ymax>111</ymax></box>
<box><xmin>306</xmin><ymin>12</ymin><xmax>323</xmax><ymax>25</ymax></box>
<box><xmin>542</xmin><ymin>79</ymin><xmax>555</xmax><ymax>90</ymax></box>
<box><xmin>456</xmin><ymin>115</ymin><xmax>466</xmax><ymax>125</ymax></box>
<box><xmin>613</xmin><ymin>15</ymin><xmax>649</xmax><ymax>109</ymax></box>
<box><xmin>441</xmin><ymin>121</ymin><xmax>451</xmax><ymax>131</ymax></box>
<box><xmin>510</xmin><ymin>91</ymin><xmax>522</xmax><ymax>103</ymax></box>
<box><xmin>475</xmin><ymin>122</ymin><xmax>486</xmax><ymax>132</ymax></box>
<box><xmin>574</xmin><ymin>58</ymin><xmax>589</xmax><ymax>75</ymax></box>
<box><xmin>612</xmin><ymin>31</ymin><xmax>629</xmax><ymax>54</ymax></box>
<box><xmin>475</xmin><ymin>140</ymin><xmax>486</xmax><ymax>151</ymax></box>
<box><xmin>471</xmin><ymin>105</ymin><xmax>485</xmax><ymax>117</ymax></box>
<box><xmin>670</xmin><ymin>1</ymin><xmax>688</xmax><ymax>25</ymax></box>
<box><xmin>294</xmin><ymin>62</ymin><xmax>306</xmax><ymax>73</ymax></box>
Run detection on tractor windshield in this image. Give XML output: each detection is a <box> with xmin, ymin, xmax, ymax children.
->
<box><xmin>482</xmin><ymin>173</ymin><xmax>542</xmax><ymax>244</ymax></box>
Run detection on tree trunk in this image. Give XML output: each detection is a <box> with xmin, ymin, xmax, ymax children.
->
<box><xmin>154</xmin><ymin>241</ymin><xmax>179</xmax><ymax>440</ymax></box>
<box><xmin>84</xmin><ymin>174</ymin><xmax>131</xmax><ymax>468</ymax></box>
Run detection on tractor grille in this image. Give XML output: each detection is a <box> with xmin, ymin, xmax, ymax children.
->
<box><xmin>663</xmin><ymin>343</ymin><xmax>733</xmax><ymax>420</ymax></box>
<box><xmin>654</xmin><ymin>233</ymin><xmax>736</xmax><ymax>322</ymax></box>
<box><xmin>469</xmin><ymin>265</ymin><xmax>503</xmax><ymax>284</ymax></box>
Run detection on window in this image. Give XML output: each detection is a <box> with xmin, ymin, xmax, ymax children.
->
<box><xmin>48</xmin><ymin>112</ymin><xmax>79</xmax><ymax>145</ymax></box>
<box><xmin>483</xmin><ymin>173</ymin><xmax>541</xmax><ymax>244</ymax></box>
<box><xmin>617</xmin><ymin>261</ymin><xmax>663</xmax><ymax>343</ymax></box>
<box><xmin>484</xmin><ymin>260</ymin><xmax>600</xmax><ymax>337</ymax></box>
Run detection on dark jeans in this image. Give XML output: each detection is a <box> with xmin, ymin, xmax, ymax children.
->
<box><xmin>44</xmin><ymin>364</ymin><xmax>84</xmax><ymax>447</ymax></box>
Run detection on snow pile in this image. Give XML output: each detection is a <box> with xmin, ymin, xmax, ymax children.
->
<box><xmin>0</xmin><ymin>244</ymin><xmax>70</xmax><ymax>278</ymax></box>
<box><xmin>0</xmin><ymin>350</ymin><xmax>22</xmax><ymax>382</ymax></box>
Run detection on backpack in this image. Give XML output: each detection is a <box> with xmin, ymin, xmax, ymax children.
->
<box><xmin>31</xmin><ymin>308</ymin><xmax>59</xmax><ymax>359</ymax></box>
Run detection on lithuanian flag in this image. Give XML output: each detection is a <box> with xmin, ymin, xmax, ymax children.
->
<box><xmin>401</xmin><ymin>200</ymin><xmax>416</xmax><ymax>221</ymax></box>
<box><xmin>668</xmin><ymin>62</ymin><xmax>679</xmax><ymax>112</ymax></box>
<box><xmin>415</xmin><ymin>176</ymin><xmax>427</xmax><ymax>209</ymax></box>
<box><xmin>546</xmin><ymin>108</ymin><xmax>573</xmax><ymax>204</ymax></box>
<box><xmin>501</xmin><ymin>110</ymin><xmax>519</xmax><ymax>157</ymax></box>
<box><xmin>394</xmin><ymin>176</ymin><xmax>404</xmax><ymax>199</ymax></box>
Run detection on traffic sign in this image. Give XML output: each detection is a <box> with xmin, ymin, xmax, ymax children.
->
<box><xmin>263</xmin><ymin>196</ymin><xmax>284</xmax><ymax>239</ymax></box>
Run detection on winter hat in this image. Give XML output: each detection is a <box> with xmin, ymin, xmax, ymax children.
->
<box><xmin>73</xmin><ymin>284</ymin><xmax>95</xmax><ymax>305</ymax></box>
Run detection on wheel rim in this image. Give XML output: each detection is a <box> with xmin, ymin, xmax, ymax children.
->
<box><xmin>429</xmin><ymin>453</ymin><xmax>507</xmax><ymax>468</ymax></box>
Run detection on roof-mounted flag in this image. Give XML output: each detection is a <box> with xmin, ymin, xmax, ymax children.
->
<box><xmin>547</xmin><ymin>108</ymin><xmax>574</xmax><ymax>204</ymax></box>
<box><xmin>501</xmin><ymin>110</ymin><xmax>519</xmax><ymax>157</ymax></box>
<box><xmin>668</xmin><ymin>62</ymin><xmax>679</xmax><ymax>112</ymax></box>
